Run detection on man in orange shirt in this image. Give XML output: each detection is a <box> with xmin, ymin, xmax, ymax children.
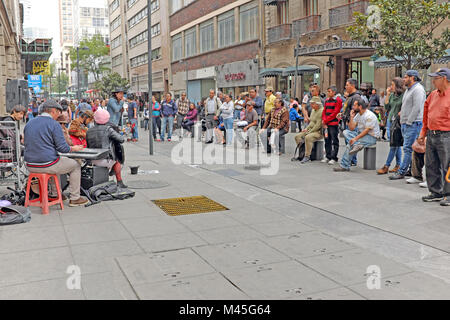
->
<box><xmin>417</xmin><ymin>68</ymin><xmax>450</xmax><ymax>206</ymax></box>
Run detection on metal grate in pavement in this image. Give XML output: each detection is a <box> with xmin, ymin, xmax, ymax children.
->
<box><xmin>152</xmin><ymin>196</ymin><xmax>229</xmax><ymax>216</ymax></box>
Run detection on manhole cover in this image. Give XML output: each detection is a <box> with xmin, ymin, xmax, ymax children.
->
<box><xmin>244</xmin><ymin>164</ymin><xmax>271</xmax><ymax>170</ymax></box>
<box><xmin>152</xmin><ymin>196</ymin><xmax>229</xmax><ymax>216</ymax></box>
<box><xmin>126</xmin><ymin>180</ymin><xmax>169</xmax><ymax>189</ymax></box>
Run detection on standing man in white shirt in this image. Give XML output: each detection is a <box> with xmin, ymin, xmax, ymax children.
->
<box><xmin>204</xmin><ymin>89</ymin><xmax>222</xmax><ymax>144</ymax></box>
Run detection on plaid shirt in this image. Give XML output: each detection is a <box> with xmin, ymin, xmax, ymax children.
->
<box><xmin>263</xmin><ymin>106</ymin><xmax>289</xmax><ymax>131</ymax></box>
<box><xmin>176</xmin><ymin>98</ymin><xmax>190</xmax><ymax>115</ymax></box>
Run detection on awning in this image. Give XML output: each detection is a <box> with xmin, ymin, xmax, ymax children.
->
<box><xmin>264</xmin><ymin>0</ymin><xmax>287</xmax><ymax>5</ymax></box>
<box><xmin>259</xmin><ymin>68</ymin><xmax>284</xmax><ymax>78</ymax></box>
<box><xmin>282</xmin><ymin>65</ymin><xmax>320</xmax><ymax>76</ymax></box>
<box><xmin>374</xmin><ymin>49</ymin><xmax>450</xmax><ymax>68</ymax></box>
<box><xmin>297</xmin><ymin>40</ymin><xmax>374</xmax><ymax>57</ymax></box>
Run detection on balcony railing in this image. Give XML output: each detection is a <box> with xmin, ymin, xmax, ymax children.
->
<box><xmin>292</xmin><ymin>15</ymin><xmax>321</xmax><ymax>37</ymax></box>
<box><xmin>329</xmin><ymin>0</ymin><xmax>369</xmax><ymax>28</ymax></box>
<box><xmin>267</xmin><ymin>24</ymin><xmax>292</xmax><ymax>44</ymax></box>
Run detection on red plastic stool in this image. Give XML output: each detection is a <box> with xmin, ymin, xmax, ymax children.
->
<box><xmin>25</xmin><ymin>173</ymin><xmax>64</xmax><ymax>215</ymax></box>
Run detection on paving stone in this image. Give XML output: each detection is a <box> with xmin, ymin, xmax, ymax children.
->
<box><xmin>0</xmin><ymin>247</ymin><xmax>74</xmax><ymax>287</ymax></box>
<box><xmin>64</xmin><ymin>221</ymin><xmax>132</xmax><ymax>245</ymax></box>
<box><xmin>0</xmin><ymin>210</ymin><xmax>62</xmax><ymax>231</ymax></box>
<box><xmin>296</xmin><ymin>287</ymin><xmax>365</xmax><ymax>300</ymax></box>
<box><xmin>0</xmin><ymin>225</ymin><xmax>67</xmax><ymax>254</ymax></box>
<box><xmin>60</xmin><ymin>204</ymin><xmax>116</xmax><ymax>225</ymax></box>
<box><xmin>300</xmin><ymin>248</ymin><xmax>413</xmax><ymax>286</ymax></box>
<box><xmin>349</xmin><ymin>272</ymin><xmax>450</xmax><ymax>300</ymax></box>
<box><xmin>222</xmin><ymin>260</ymin><xmax>340</xmax><ymax>299</ymax></box>
<box><xmin>81</xmin><ymin>270</ymin><xmax>138</xmax><ymax>300</ymax></box>
<box><xmin>121</xmin><ymin>216</ymin><xmax>189</xmax><ymax>238</ymax></box>
<box><xmin>248</xmin><ymin>219</ymin><xmax>314</xmax><ymax>237</ymax></box>
<box><xmin>174</xmin><ymin>212</ymin><xmax>241</xmax><ymax>232</ymax></box>
<box><xmin>0</xmin><ymin>278</ymin><xmax>84</xmax><ymax>300</ymax></box>
<box><xmin>116</xmin><ymin>248</ymin><xmax>216</xmax><ymax>286</ymax></box>
<box><xmin>195</xmin><ymin>225</ymin><xmax>265</xmax><ymax>245</ymax></box>
<box><xmin>406</xmin><ymin>255</ymin><xmax>450</xmax><ymax>284</ymax></box>
<box><xmin>71</xmin><ymin>239</ymin><xmax>144</xmax><ymax>274</ymax></box>
<box><xmin>107</xmin><ymin>201</ymin><xmax>163</xmax><ymax>219</ymax></box>
<box><xmin>136</xmin><ymin>232</ymin><xmax>207</xmax><ymax>253</ymax></box>
<box><xmin>263</xmin><ymin>231</ymin><xmax>355</xmax><ymax>259</ymax></box>
<box><xmin>133</xmin><ymin>273</ymin><xmax>249</xmax><ymax>300</ymax></box>
<box><xmin>193</xmin><ymin>239</ymin><xmax>290</xmax><ymax>271</ymax></box>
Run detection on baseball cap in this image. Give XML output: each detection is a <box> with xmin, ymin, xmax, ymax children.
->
<box><xmin>405</xmin><ymin>70</ymin><xmax>422</xmax><ymax>82</ymax></box>
<box><xmin>428</xmin><ymin>68</ymin><xmax>450</xmax><ymax>80</ymax></box>
<box><xmin>264</xmin><ymin>87</ymin><xmax>274</xmax><ymax>92</ymax></box>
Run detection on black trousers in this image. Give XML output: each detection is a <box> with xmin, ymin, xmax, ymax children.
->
<box><xmin>426</xmin><ymin>131</ymin><xmax>450</xmax><ymax>196</ymax></box>
<box><xmin>152</xmin><ymin>117</ymin><xmax>161</xmax><ymax>139</ymax></box>
<box><xmin>324</xmin><ymin>125</ymin><xmax>339</xmax><ymax>161</ymax></box>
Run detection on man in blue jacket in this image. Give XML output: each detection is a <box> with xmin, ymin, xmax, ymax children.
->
<box><xmin>160</xmin><ymin>92</ymin><xmax>177</xmax><ymax>142</ymax></box>
<box><xmin>24</xmin><ymin>100</ymin><xmax>88</xmax><ymax>207</ymax></box>
<box><xmin>107</xmin><ymin>88</ymin><xmax>125</xmax><ymax>126</ymax></box>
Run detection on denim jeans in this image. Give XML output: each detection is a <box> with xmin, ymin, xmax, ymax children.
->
<box><xmin>386</xmin><ymin>119</ymin><xmax>391</xmax><ymax>139</ymax></box>
<box><xmin>234</xmin><ymin>109</ymin><xmax>242</xmax><ymax>120</ymax></box>
<box><xmin>385</xmin><ymin>146</ymin><xmax>402</xmax><ymax>167</ymax></box>
<box><xmin>161</xmin><ymin>116</ymin><xmax>174</xmax><ymax>140</ymax></box>
<box><xmin>152</xmin><ymin>117</ymin><xmax>161</xmax><ymax>139</ymax></box>
<box><xmin>130</xmin><ymin>118</ymin><xmax>138</xmax><ymax>140</ymax></box>
<box><xmin>340</xmin><ymin>130</ymin><xmax>377</xmax><ymax>169</ymax></box>
<box><xmin>223</xmin><ymin>117</ymin><xmax>234</xmax><ymax>145</ymax></box>
<box><xmin>399</xmin><ymin>122</ymin><xmax>422</xmax><ymax>175</ymax></box>
<box><xmin>344</xmin><ymin>126</ymin><xmax>358</xmax><ymax>165</ymax></box>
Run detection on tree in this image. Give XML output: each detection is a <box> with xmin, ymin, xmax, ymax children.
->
<box><xmin>69</xmin><ymin>34</ymin><xmax>110</xmax><ymax>82</ymax></box>
<box><xmin>94</xmin><ymin>72</ymin><xmax>130</xmax><ymax>99</ymax></box>
<box><xmin>42</xmin><ymin>62</ymin><xmax>69</xmax><ymax>95</ymax></box>
<box><xmin>347</xmin><ymin>0</ymin><xmax>450</xmax><ymax>70</ymax></box>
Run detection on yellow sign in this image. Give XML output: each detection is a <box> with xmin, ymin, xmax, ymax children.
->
<box><xmin>32</xmin><ymin>60</ymin><xmax>50</xmax><ymax>75</ymax></box>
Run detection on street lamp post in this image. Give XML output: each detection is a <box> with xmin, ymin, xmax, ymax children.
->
<box><xmin>148</xmin><ymin>0</ymin><xmax>153</xmax><ymax>155</ymax></box>
<box><xmin>77</xmin><ymin>46</ymin><xmax>89</xmax><ymax>102</ymax></box>
<box><xmin>180</xmin><ymin>59</ymin><xmax>188</xmax><ymax>99</ymax></box>
<box><xmin>58</xmin><ymin>67</ymin><xmax>67</xmax><ymax>101</ymax></box>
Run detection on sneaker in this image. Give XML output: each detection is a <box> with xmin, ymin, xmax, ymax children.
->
<box><xmin>389</xmin><ymin>165</ymin><xmax>400</xmax><ymax>173</ymax></box>
<box><xmin>419</xmin><ymin>181</ymin><xmax>428</xmax><ymax>188</ymax></box>
<box><xmin>406</xmin><ymin>177</ymin><xmax>422</xmax><ymax>184</ymax></box>
<box><xmin>168</xmin><ymin>138</ymin><xmax>171</xmax><ymax>142</ymax></box>
<box><xmin>377</xmin><ymin>165</ymin><xmax>389</xmax><ymax>175</ymax></box>
<box><xmin>205</xmin><ymin>140</ymin><xmax>213</xmax><ymax>144</ymax></box>
<box><xmin>328</xmin><ymin>159</ymin><xmax>336</xmax><ymax>165</ymax></box>
<box><xmin>349</xmin><ymin>144</ymin><xmax>364</xmax><ymax>155</ymax></box>
<box><xmin>334</xmin><ymin>167</ymin><xmax>350</xmax><ymax>172</ymax></box>
<box><xmin>422</xmin><ymin>193</ymin><xmax>444</xmax><ymax>202</ymax></box>
<box><xmin>321</xmin><ymin>159</ymin><xmax>329</xmax><ymax>163</ymax></box>
<box><xmin>300</xmin><ymin>157</ymin><xmax>311</xmax><ymax>164</ymax></box>
<box><xmin>351</xmin><ymin>163</ymin><xmax>357</xmax><ymax>167</ymax></box>
<box><xmin>69</xmin><ymin>197</ymin><xmax>89</xmax><ymax>207</ymax></box>
<box><xmin>117</xmin><ymin>180</ymin><xmax>128</xmax><ymax>189</ymax></box>
<box><xmin>440</xmin><ymin>197</ymin><xmax>450</xmax><ymax>207</ymax></box>
<box><xmin>389</xmin><ymin>173</ymin><xmax>405</xmax><ymax>180</ymax></box>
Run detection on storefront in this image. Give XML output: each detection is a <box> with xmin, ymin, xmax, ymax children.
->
<box><xmin>217</xmin><ymin>59</ymin><xmax>265</xmax><ymax>99</ymax></box>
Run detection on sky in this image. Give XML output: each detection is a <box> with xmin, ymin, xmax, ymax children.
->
<box><xmin>23</xmin><ymin>0</ymin><xmax>61</xmax><ymax>61</ymax></box>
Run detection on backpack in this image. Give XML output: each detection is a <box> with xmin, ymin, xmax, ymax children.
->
<box><xmin>88</xmin><ymin>181</ymin><xmax>135</xmax><ymax>202</ymax></box>
<box><xmin>0</xmin><ymin>205</ymin><xmax>31</xmax><ymax>225</ymax></box>
<box><xmin>291</xmin><ymin>143</ymin><xmax>306</xmax><ymax>162</ymax></box>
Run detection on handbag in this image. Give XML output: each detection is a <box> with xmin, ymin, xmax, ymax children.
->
<box><xmin>390</xmin><ymin>116</ymin><xmax>403</xmax><ymax>147</ymax></box>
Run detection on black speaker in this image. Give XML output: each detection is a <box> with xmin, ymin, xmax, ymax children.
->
<box><xmin>81</xmin><ymin>166</ymin><xmax>110</xmax><ymax>189</ymax></box>
<box><xmin>6</xmin><ymin>79</ymin><xmax>29</xmax><ymax>112</ymax></box>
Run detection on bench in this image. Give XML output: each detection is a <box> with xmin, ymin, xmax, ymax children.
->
<box><xmin>310</xmin><ymin>140</ymin><xmax>324</xmax><ymax>161</ymax></box>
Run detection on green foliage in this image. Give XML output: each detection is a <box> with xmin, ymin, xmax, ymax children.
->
<box><xmin>69</xmin><ymin>34</ymin><xmax>111</xmax><ymax>82</ymax></box>
<box><xmin>94</xmin><ymin>72</ymin><xmax>130</xmax><ymax>99</ymax></box>
<box><xmin>347</xmin><ymin>0</ymin><xmax>450</xmax><ymax>70</ymax></box>
<box><xmin>42</xmin><ymin>62</ymin><xmax>69</xmax><ymax>94</ymax></box>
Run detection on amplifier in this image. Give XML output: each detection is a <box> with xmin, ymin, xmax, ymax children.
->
<box><xmin>81</xmin><ymin>166</ymin><xmax>109</xmax><ymax>189</ymax></box>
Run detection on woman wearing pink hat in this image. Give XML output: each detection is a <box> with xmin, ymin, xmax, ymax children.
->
<box><xmin>86</xmin><ymin>109</ymin><xmax>128</xmax><ymax>188</ymax></box>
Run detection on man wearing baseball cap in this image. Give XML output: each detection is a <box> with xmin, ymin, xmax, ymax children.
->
<box><xmin>23</xmin><ymin>100</ymin><xmax>88</xmax><ymax>207</ymax></box>
<box><xmin>264</xmin><ymin>87</ymin><xmax>276</xmax><ymax>116</ymax></box>
<box><xmin>389</xmin><ymin>70</ymin><xmax>426</xmax><ymax>180</ymax></box>
<box><xmin>417</xmin><ymin>68</ymin><xmax>450</xmax><ymax>206</ymax></box>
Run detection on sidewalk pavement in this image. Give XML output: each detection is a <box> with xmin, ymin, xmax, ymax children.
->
<box><xmin>0</xmin><ymin>127</ymin><xmax>449</xmax><ymax>300</ymax></box>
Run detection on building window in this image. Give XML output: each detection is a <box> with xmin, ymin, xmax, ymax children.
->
<box><xmin>111</xmin><ymin>16</ymin><xmax>121</xmax><ymax>31</ymax></box>
<box><xmin>170</xmin><ymin>0</ymin><xmax>182</xmax><ymax>14</ymax></box>
<box><xmin>129</xmin><ymin>30</ymin><xmax>148</xmax><ymax>48</ymax></box>
<box><xmin>218</xmin><ymin>10</ymin><xmax>235</xmax><ymax>49</ymax></box>
<box><xmin>127</xmin><ymin>0</ymin><xmax>137</xmax><ymax>8</ymax></box>
<box><xmin>128</xmin><ymin>6</ymin><xmax>148</xmax><ymax>28</ymax></box>
<box><xmin>184</xmin><ymin>27</ymin><xmax>197</xmax><ymax>58</ymax></box>
<box><xmin>92</xmin><ymin>18</ymin><xmax>105</xmax><ymax>27</ymax></box>
<box><xmin>151</xmin><ymin>23</ymin><xmax>161</xmax><ymax>37</ymax></box>
<box><xmin>172</xmin><ymin>34</ymin><xmax>182</xmax><ymax>61</ymax></box>
<box><xmin>130</xmin><ymin>53</ymin><xmax>148</xmax><ymax>68</ymax></box>
<box><xmin>151</xmin><ymin>47</ymin><xmax>161</xmax><ymax>61</ymax></box>
<box><xmin>240</xmin><ymin>1</ymin><xmax>258</xmax><ymax>42</ymax></box>
<box><xmin>111</xmin><ymin>35</ymin><xmax>121</xmax><ymax>49</ymax></box>
<box><xmin>112</xmin><ymin>54</ymin><xmax>122</xmax><ymax>67</ymax></box>
<box><xmin>151</xmin><ymin>0</ymin><xmax>159</xmax><ymax>12</ymax></box>
<box><xmin>81</xmin><ymin>7</ymin><xmax>90</xmax><ymax>17</ymax></box>
<box><xmin>304</xmin><ymin>0</ymin><xmax>318</xmax><ymax>16</ymax></box>
<box><xmin>200</xmin><ymin>19</ymin><xmax>214</xmax><ymax>53</ymax></box>
<box><xmin>183</xmin><ymin>0</ymin><xmax>195</xmax><ymax>6</ymax></box>
<box><xmin>277</xmin><ymin>0</ymin><xmax>289</xmax><ymax>24</ymax></box>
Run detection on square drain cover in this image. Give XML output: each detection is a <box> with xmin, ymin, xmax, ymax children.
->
<box><xmin>152</xmin><ymin>196</ymin><xmax>229</xmax><ymax>216</ymax></box>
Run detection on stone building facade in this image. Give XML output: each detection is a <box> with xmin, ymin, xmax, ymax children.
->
<box><xmin>0</xmin><ymin>0</ymin><xmax>23</xmax><ymax>113</ymax></box>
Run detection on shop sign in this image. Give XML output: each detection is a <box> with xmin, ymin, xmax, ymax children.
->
<box><xmin>225</xmin><ymin>72</ymin><xmax>246</xmax><ymax>82</ymax></box>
